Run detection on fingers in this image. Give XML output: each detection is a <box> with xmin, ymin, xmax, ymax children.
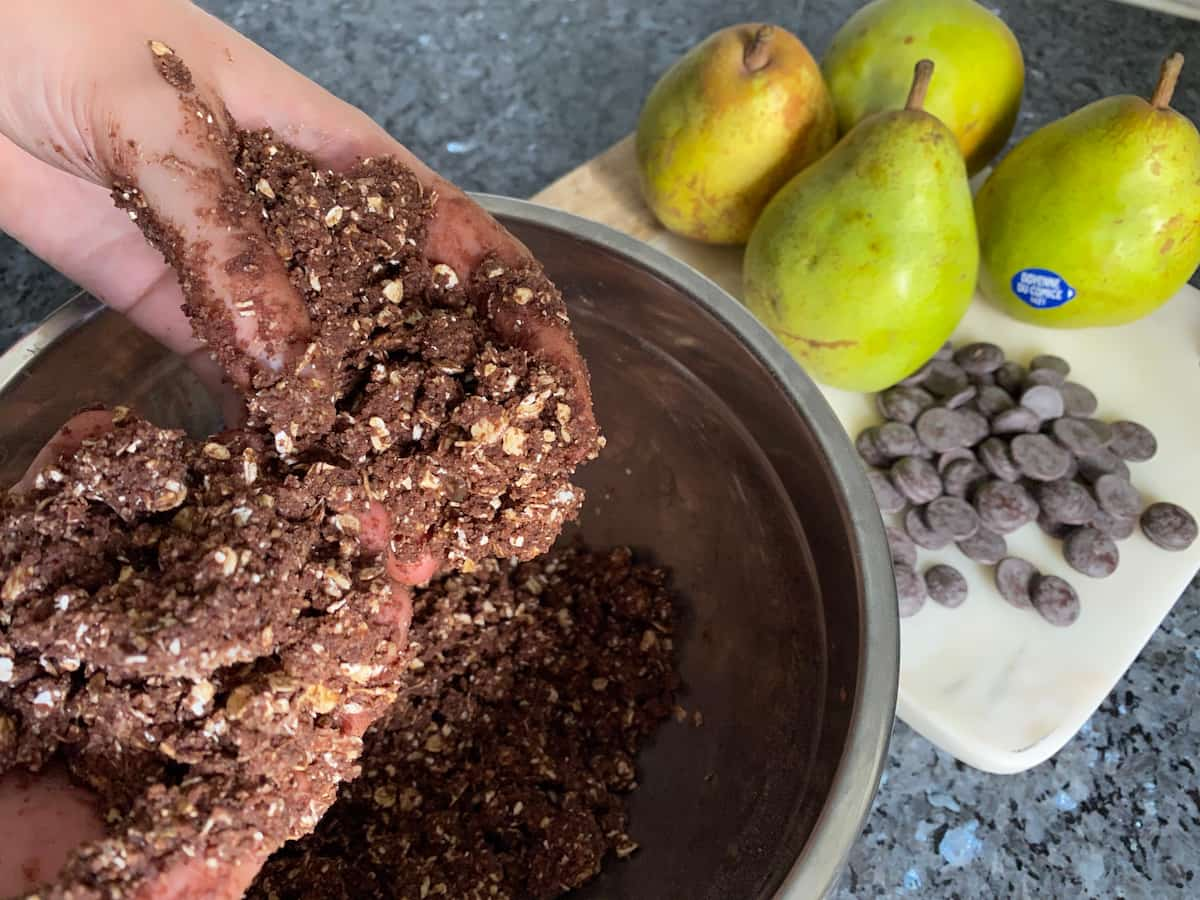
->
<box><xmin>0</xmin><ymin>0</ymin><xmax>594</xmax><ymax>440</ymax></box>
<box><xmin>387</xmin><ymin>554</ymin><xmax>440</xmax><ymax>587</ymax></box>
<box><xmin>0</xmin><ymin>5</ymin><xmax>310</xmax><ymax>385</ymax></box>
<box><xmin>0</xmin><ymin>777</ymin><xmax>267</xmax><ymax>900</ymax></box>
<box><xmin>197</xmin><ymin>43</ymin><xmax>599</xmax><ymax>441</ymax></box>
<box><xmin>15</xmin><ymin>412</ymin><xmax>439</xmax><ymax>596</ymax></box>
<box><xmin>0</xmin><ymin>764</ymin><xmax>106</xmax><ymax>897</ymax></box>
<box><xmin>350</xmin><ymin>500</ymin><xmax>439</xmax><ymax>591</ymax></box>
<box><xmin>157</xmin><ymin>5</ymin><xmax>532</xmax><ymax>280</ymax></box>
<box><xmin>0</xmin><ymin>135</ymin><xmax>204</xmax><ymax>362</ymax></box>
<box><xmin>131</xmin><ymin>854</ymin><xmax>264</xmax><ymax>900</ymax></box>
<box><xmin>12</xmin><ymin>409</ymin><xmax>115</xmax><ymax>494</ymax></box>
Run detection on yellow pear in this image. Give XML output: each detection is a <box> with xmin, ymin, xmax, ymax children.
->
<box><xmin>976</xmin><ymin>54</ymin><xmax>1200</xmax><ymax>327</ymax></box>
<box><xmin>744</xmin><ymin>61</ymin><xmax>978</xmax><ymax>392</ymax></box>
<box><xmin>636</xmin><ymin>24</ymin><xmax>837</xmax><ymax>245</ymax></box>
<box><xmin>822</xmin><ymin>0</ymin><xmax>1024</xmax><ymax>175</ymax></box>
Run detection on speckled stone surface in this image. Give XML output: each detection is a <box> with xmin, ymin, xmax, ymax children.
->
<box><xmin>1</xmin><ymin>1</ymin><xmax>1198</xmax><ymax>897</ymax></box>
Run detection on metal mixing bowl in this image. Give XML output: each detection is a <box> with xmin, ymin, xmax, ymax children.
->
<box><xmin>0</xmin><ymin>196</ymin><xmax>898</xmax><ymax>898</ymax></box>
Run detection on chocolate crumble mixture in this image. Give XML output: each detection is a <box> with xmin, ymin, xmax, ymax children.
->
<box><xmin>3</xmin><ymin>413</ymin><xmax>416</xmax><ymax>897</ymax></box>
<box><xmin>249</xmin><ymin>545</ymin><xmax>678</xmax><ymax>900</ymax></box>
<box><xmin>0</xmin><ymin>42</ymin><xmax>601</xmax><ymax>897</ymax></box>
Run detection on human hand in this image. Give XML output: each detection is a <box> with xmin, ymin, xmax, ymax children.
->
<box><xmin>0</xmin><ymin>409</ymin><xmax>436</xmax><ymax>900</ymax></box>
<box><xmin>0</xmin><ymin>0</ymin><xmax>594</xmax><ymax>896</ymax></box>
<box><xmin>0</xmin><ymin>0</ymin><xmax>592</xmax><ymax>414</ymax></box>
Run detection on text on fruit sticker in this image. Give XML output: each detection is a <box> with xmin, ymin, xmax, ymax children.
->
<box><xmin>1011</xmin><ymin>268</ymin><xmax>1077</xmax><ymax>309</ymax></box>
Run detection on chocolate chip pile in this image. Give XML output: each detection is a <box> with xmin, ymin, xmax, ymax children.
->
<box><xmin>860</xmin><ymin>342</ymin><xmax>1197</xmax><ymax>626</ymax></box>
<box><xmin>0</xmin><ymin>48</ymin><xmax>600</xmax><ymax>894</ymax></box>
<box><xmin>248</xmin><ymin>544</ymin><xmax>679</xmax><ymax>900</ymax></box>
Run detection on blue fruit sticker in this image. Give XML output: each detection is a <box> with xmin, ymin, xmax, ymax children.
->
<box><xmin>1011</xmin><ymin>268</ymin><xmax>1077</xmax><ymax>309</ymax></box>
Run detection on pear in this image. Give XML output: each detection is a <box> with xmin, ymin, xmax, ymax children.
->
<box><xmin>976</xmin><ymin>54</ymin><xmax>1200</xmax><ymax>328</ymax></box>
<box><xmin>636</xmin><ymin>24</ymin><xmax>837</xmax><ymax>245</ymax></box>
<box><xmin>744</xmin><ymin>61</ymin><xmax>978</xmax><ymax>393</ymax></box>
<box><xmin>822</xmin><ymin>0</ymin><xmax>1024</xmax><ymax>176</ymax></box>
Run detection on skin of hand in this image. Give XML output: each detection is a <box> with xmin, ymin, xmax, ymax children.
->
<box><xmin>0</xmin><ymin>0</ymin><xmax>595</xmax><ymax>896</ymax></box>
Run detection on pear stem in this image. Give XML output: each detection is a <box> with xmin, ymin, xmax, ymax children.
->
<box><xmin>744</xmin><ymin>25</ymin><xmax>774</xmax><ymax>73</ymax></box>
<box><xmin>1151</xmin><ymin>53</ymin><xmax>1184</xmax><ymax>109</ymax></box>
<box><xmin>906</xmin><ymin>59</ymin><xmax>935</xmax><ymax>111</ymax></box>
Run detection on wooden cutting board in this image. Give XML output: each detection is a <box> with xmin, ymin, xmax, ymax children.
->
<box><xmin>531</xmin><ymin>135</ymin><xmax>1200</xmax><ymax>775</ymax></box>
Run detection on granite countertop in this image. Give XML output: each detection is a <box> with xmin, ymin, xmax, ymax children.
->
<box><xmin>1</xmin><ymin>0</ymin><xmax>1198</xmax><ymax>896</ymax></box>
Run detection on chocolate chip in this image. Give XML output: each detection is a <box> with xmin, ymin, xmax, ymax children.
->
<box><xmin>1037</xmin><ymin>510</ymin><xmax>1073</xmax><ymax>539</ymax></box>
<box><xmin>1108</xmin><ymin>420</ymin><xmax>1157</xmax><ymax>462</ymax></box>
<box><xmin>1050</xmin><ymin>417</ymin><xmax>1104</xmax><ymax>457</ymax></box>
<box><xmin>976</xmin><ymin>385</ymin><xmax>1017</xmax><ymax>417</ymax></box>
<box><xmin>956</xmin><ymin>527</ymin><xmax>1007</xmax><ymax>565</ymax></box>
<box><xmin>856</xmin><ymin>428</ymin><xmax>890</xmax><ymax>467</ymax></box>
<box><xmin>937</xmin><ymin>448</ymin><xmax>977</xmax><ymax>474</ymax></box>
<box><xmin>925</xmin><ymin>564</ymin><xmax>968</xmax><ymax>608</ymax></box>
<box><xmin>1081</xmin><ymin>418</ymin><xmax>1113</xmax><ymax>447</ymax></box>
<box><xmin>915</xmin><ymin>407</ymin><xmax>970</xmax><ymax>452</ymax></box>
<box><xmin>978</xmin><ymin>437</ymin><xmax>1021</xmax><ymax>482</ymax></box>
<box><xmin>942</xmin><ymin>458</ymin><xmax>989</xmax><ymax>499</ymax></box>
<box><xmin>905</xmin><ymin>506</ymin><xmax>951</xmax><ymax>550</ymax></box>
<box><xmin>924</xmin><ymin>360</ymin><xmax>969</xmax><ymax>397</ymax></box>
<box><xmin>954</xmin><ymin>342</ymin><xmax>1005</xmax><ymax>375</ymax></box>
<box><xmin>1060</xmin><ymin>382</ymin><xmax>1098</xmax><ymax>417</ymax></box>
<box><xmin>991</xmin><ymin>406</ymin><xmax>1042</xmax><ymax>435</ymax></box>
<box><xmin>887</xmin><ymin>525</ymin><xmax>918</xmax><ymax>568</ymax></box>
<box><xmin>876</xmin><ymin>421</ymin><xmax>922</xmax><ymax>458</ymax></box>
<box><xmin>957</xmin><ymin>408</ymin><xmax>991</xmax><ymax>447</ymax></box>
<box><xmin>974</xmin><ymin>480</ymin><xmax>1038</xmax><ymax>534</ymax></box>
<box><xmin>1032</xmin><ymin>575</ymin><xmax>1080</xmax><ymax>627</ymax></box>
<box><xmin>1076</xmin><ymin>449</ymin><xmax>1130</xmax><ymax>483</ymax></box>
<box><xmin>1093</xmin><ymin>473</ymin><xmax>1141</xmax><ymax>518</ymax></box>
<box><xmin>894</xmin><ymin>563</ymin><xmax>927</xmax><ymax>617</ymax></box>
<box><xmin>1063</xmin><ymin>526</ymin><xmax>1119</xmax><ymax>577</ymax></box>
<box><xmin>994</xmin><ymin>557</ymin><xmax>1037</xmax><ymax>609</ymax></box>
<box><xmin>1089</xmin><ymin>508</ymin><xmax>1137</xmax><ymax>541</ymax></box>
<box><xmin>1035</xmin><ymin>479</ymin><xmax>1098</xmax><ymax>525</ymax></box>
<box><xmin>1010</xmin><ymin>433</ymin><xmax>1072</xmax><ymax>481</ymax></box>
<box><xmin>1061</xmin><ymin>454</ymin><xmax>1079</xmax><ymax>482</ymax></box>
<box><xmin>1030</xmin><ymin>354</ymin><xmax>1070</xmax><ymax>376</ymax></box>
<box><xmin>890</xmin><ymin>456</ymin><xmax>942</xmax><ymax>505</ymax></box>
<box><xmin>899</xmin><ymin>360</ymin><xmax>933</xmax><ymax>387</ymax></box>
<box><xmin>868</xmin><ymin>469</ymin><xmax>906</xmax><ymax>514</ymax></box>
<box><xmin>912</xmin><ymin>441</ymin><xmax>936</xmax><ymax>460</ymax></box>
<box><xmin>970</xmin><ymin>372</ymin><xmax>997</xmax><ymax>388</ymax></box>
<box><xmin>994</xmin><ymin>361</ymin><xmax>1026</xmax><ymax>396</ymax></box>
<box><xmin>877</xmin><ymin>385</ymin><xmax>935</xmax><ymax>425</ymax></box>
<box><xmin>1019</xmin><ymin>384</ymin><xmax>1065</xmax><ymax>420</ymax></box>
<box><xmin>1140</xmin><ymin>502</ymin><xmax>1198</xmax><ymax>551</ymax></box>
<box><xmin>944</xmin><ymin>385</ymin><xmax>978</xmax><ymax>409</ymax></box>
<box><xmin>1023</xmin><ymin>368</ymin><xmax>1066</xmax><ymax>389</ymax></box>
<box><xmin>925</xmin><ymin>496</ymin><xmax>979</xmax><ymax>540</ymax></box>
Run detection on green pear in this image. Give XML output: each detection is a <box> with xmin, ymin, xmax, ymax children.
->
<box><xmin>976</xmin><ymin>54</ymin><xmax>1200</xmax><ymax>328</ymax></box>
<box><xmin>636</xmin><ymin>24</ymin><xmax>837</xmax><ymax>245</ymax></box>
<box><xmin>744</xmin><ymin>61</ymin><xmax>978</xmax><ymax>393</ymax></box>
<box><xmin>822</xmin><ymin>0</ymin><xmax>1023</xmax><ymax>175</ymax></box>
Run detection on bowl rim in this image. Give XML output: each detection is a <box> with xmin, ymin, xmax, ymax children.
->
<box><xmin>0</xmin><ymin>194</ymin><xmax>899</xmax><ymax>900</ymax></box>
<box><xmin>474</xmin><ymin>194</ymin><xmax>899</xmax><ymax>899</ymax></box>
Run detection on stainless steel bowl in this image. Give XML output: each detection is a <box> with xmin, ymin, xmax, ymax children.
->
<box><xmin>0</xmin><ymin>195</ymin><xmax>898</xmax><ymax>899</ymax></box>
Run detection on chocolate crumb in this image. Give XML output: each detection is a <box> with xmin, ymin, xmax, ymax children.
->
<box><xmin>249</xmin><ymin>544</ymin><xmax>679</xmax><ymax>900</ymax></box>
<box><xmin>148</xmin><ymin>40</ymin><xmax>194</xmax><ymax>92</ymax></box>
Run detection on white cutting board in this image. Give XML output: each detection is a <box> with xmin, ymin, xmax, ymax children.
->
<box><xmin>532</xmin><ymin>136</ymin><xmax>1200</xmax><ymax>774</ymax></box>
